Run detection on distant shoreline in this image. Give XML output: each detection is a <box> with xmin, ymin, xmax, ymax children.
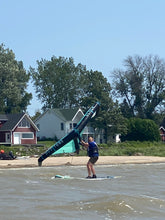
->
<box><xmin>1</xmin><ymin>156</ymin><xmax>165</xmax><ymax>169</ymax></box>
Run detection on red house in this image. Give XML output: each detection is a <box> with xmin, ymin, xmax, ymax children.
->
<box><xmin>160</xmin><ymin>118</ymin><xmax>165</xmax><ymax>142</ymax></box>
<box><xmin>0</xmin><ymin>113</ymin><xmax>39</xmax><ymax>145</ymax></box>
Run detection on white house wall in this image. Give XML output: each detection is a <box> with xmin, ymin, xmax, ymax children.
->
<box><xmin>36</xmin><ymin>110</ymin><xmax>66</xmax><ymax>140</ymax></box>
<box><xmin>65</xmin><ymin>111</ymin><xmax>84</xmax><ymax>133</ymax></box>
<box><xmin>36</xmin><ymin>109</ymin><xmax>85</xmax><ymax>140</ymax></box>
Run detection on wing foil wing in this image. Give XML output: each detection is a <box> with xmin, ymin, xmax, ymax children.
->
<box><xmin>52</xmin><ymin>140</ymin><xmax>76</xmax><ymax>154</ymax></box>
<box><xmin>38</xmin><ymin>102</ymin><xmax>100</xmax><ymax>166</ymax></box>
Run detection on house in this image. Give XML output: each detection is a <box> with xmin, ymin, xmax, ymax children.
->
<box><xmin>34</xmin><ymin>108</ymin><xmax>104</xmax><ymax>143</ymax></box>
<box><xmin>160</xmin><ymin>118</ymin><xmax>165</xmax><ymax>142</ymax></box>
<box><xmin>0</xmin><ymin>113</ymin><xmax>39</xmax><ymax>145</ymax></box>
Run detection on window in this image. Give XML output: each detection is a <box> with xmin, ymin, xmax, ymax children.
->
<box><xmin>22</xmin><ymin>133</ymin><xmax>34</xmax><ymax>139</ymax></box>
<box><xmin>18</xmin><ymin>118</ymin><xmax>30</xmax><ymax>128</ymax></box>
<box><xmin>73</xmin><ymin>123</ymin><xmax>77</xmax><ymax>128</ymax></box>
<box><xmin>70</xmin><ymin>123</ymin><xmax>72</xmax><ymax>129</ymax></box>
<box><xmin>61</xmin><ymin>123</ymin><xmax>64</xmax><ymax>130</ymax></box>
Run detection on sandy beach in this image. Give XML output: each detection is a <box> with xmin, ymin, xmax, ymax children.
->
<box><xmin>1</xmin><ymin>156</ymin><xmax>165</xmax><ymax>168</ymax></box>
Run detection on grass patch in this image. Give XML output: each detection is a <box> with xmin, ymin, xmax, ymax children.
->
<box><xmin>0</xmin><ymin>141</ymin><xmax>165</xmax><ymax>157</ymax></box>
<box><xmin>97</xmin><ymin>141</ymin><xmax>165</xmax><ymax>157</ymax></box>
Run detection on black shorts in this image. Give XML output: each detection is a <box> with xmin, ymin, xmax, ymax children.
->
<box><xmin>89</xmin><ymin>157</ymin><xmax>98</xmax><ymax>164</ymax></box>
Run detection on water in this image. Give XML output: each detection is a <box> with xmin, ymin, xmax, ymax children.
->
<box><xmin>0</xmin><ymin>163</ymin><xmax>165</xmax><ymax>220</ymax></box>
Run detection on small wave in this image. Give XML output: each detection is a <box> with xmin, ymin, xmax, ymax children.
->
<box><xmin>70</xmin><ymin>194</ymin><xmax>165</xmax><ymax>219</ymax></box>
<box><xmin>25</xmin><ymin>180</ymin><xmax>39</xmax><ymax>184</ymax></box>
<box><xmin>141</xmin><ymin>194</ymin><xmax>165</xmax><ymax>204</ymax></box>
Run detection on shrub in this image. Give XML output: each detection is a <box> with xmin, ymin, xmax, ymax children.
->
<box><xmin>121</xmin><ymin>118</ymin><xmax>160</xmax><ymax>142</ymax></box>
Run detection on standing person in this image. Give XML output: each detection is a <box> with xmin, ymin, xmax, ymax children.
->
<box><xmin>81</xmin><ymin>136</ymin><xmax>99</xmax><ymax>178</ymax></box>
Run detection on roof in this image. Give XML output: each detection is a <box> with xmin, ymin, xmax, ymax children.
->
<box><xmin>0</xmin><ymin>115</ymin><xmax>8</xmax><ymax>120</ymax></box>
<box><xmin>0</xmin><ymin>113</ymin><xmax>24</xmax><ymax>131</ymax></box>
<box><xmin>35</xmin><ymin>108</ymin><xmax>83</xmax><ymax>123</ymax></box>
<box><xmin>53</xmin><ymin>108</ymin><xmax>80</xmax><ymax>121</ymax></box>
<box><xmin>0</xmin><ymin>113</ymin><xmax>39</xmax><ymax>131</ymax></box>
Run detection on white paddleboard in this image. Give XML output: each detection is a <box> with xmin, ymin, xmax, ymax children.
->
<box><xmin>53</xmin><ymin>174</ymin><xmax>120</xmax><ymax>180</ymax></box>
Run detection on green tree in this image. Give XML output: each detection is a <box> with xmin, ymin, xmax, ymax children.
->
<box><xmin>79</xmin><ymin>70</ymin><xmax>127</xmax><ymax>142</ymax></box>
<box><xmin>31</xmin><ymin>110</ymin><xmax>41</xmax><ymax>121</ymax></box>
<box><xmin>79</xmin><ymin>70</ymin><xmax>112</xmax><ymax>109</ymax></box>
<box><xmin>31</xmin><ymin>57</ymin><xmax>127</xmax><ymax>142</ymax></box>
<box><xmin>122</xmin><ymin>118</ymin><xmax>160</xmax><ymax>142</ymax></box>
<box><xmin>0</xmin><ymin>44</ymin><xmax>32</xmax><ymax>113</ymax></box>
<box><xmin>30</xmin><ymin>56</ymin><xmax>85</xmax><ymax>109</ymax></box>
<box><xmin>112</xmin><ymin>55</ymin><xmax>165</xmax><ymax>119</ymax></box>
<box><xmin>96</xmin><ymin>101</ymin><xmax>127</xmax><ymax>143</ymax></box>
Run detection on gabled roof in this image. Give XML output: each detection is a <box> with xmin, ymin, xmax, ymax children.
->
<box><xmin>0</xmin><ymin>113</ymin><xmax>39</xmax><ymax>131</ymax></box>
<box><xmin>160</xmin><ymin>126</ymin><xmax>165</xmax><ymax>131</ymax></box>
<box><xmin>0</xmin><ymin>113</ymin><xmax>24</xmax><ymax>131</ymax></box>
<box><xmin>35</xmin><ymin>108</ymin><xmax>84</xmax><ymax>122</ymax></box>
<box><xmin>53</xmin><ymin>108</ymin><xmax>82</xmax><ymax>121</ymax></box>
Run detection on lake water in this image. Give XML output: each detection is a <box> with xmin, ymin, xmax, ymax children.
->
<box><xmin>0</xmin><ymin>163</ymin><xmax>165</xmax><ymax>220</ymax></box>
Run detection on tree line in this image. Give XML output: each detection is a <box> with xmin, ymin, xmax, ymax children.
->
<box><xmin>0</xmin><ymin>43</ymin><xmax>165</xmax><ymax>142</ymax></box>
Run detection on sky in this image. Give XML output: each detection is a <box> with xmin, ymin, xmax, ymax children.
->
<box><xmin>1</xmin><ymin>0</ymin><xmax>165</xmax><ymax>116</ymax></box>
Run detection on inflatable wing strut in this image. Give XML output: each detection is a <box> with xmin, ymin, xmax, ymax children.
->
<box><xmin>38</xmin><ymin>102</ymin><xmax>100</xmax><ymax>166</ymax></box>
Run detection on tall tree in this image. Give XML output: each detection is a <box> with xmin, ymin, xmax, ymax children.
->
<box><xmin>0</xmin><ymin>44</ymin><xmax>32</xmax><ymax>113</ymax></box>
<box><xmin>30</xmin><ymin>56</ymin><xmax>85</xmax><ymax>109</ymax></box>
<box><xmin>79</xmin><ymin>70</ymin><xmax>127</xmax><ymax>142</ymax></box>
<box><xmin>79</xmin><ymin>70</ymin><xmax>112</xmax><ymax>110</ymax></box>
<box><xmin>111</xmin><ymin>55</ymin><xmax>165</xmax><ymax>119</ymax></box>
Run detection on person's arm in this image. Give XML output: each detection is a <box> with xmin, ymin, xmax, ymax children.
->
<box><xmin>81</xmin><ymin>140</ymin><xmax>89</xmax><ymax>148</ymax></box>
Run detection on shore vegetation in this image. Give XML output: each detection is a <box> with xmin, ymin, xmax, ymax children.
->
<box><xmin>0</xmin><ymin>141</ymin><xmax>165</xmax><ymax>157</ymax></box>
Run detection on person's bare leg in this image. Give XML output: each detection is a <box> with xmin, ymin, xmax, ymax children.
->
<box><xmin>87</xmin><ymin>161</ymin><xmax>96</xmax><ymax>176</ymax></box>
<box><xmin>90</xmin><ymin>164</ymin><xmax>96</xmax><ymax>176</ymax></box>
<box><xmin>87</xmin><ymin>161</ymin><xmax>92</xmax><ymax>176</ymax></box>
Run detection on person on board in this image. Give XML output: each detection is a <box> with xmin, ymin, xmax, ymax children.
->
<box><xmin>81</xmin><ymin>136</ymin><xmax>99</xmax><ymax>178</ymax></box>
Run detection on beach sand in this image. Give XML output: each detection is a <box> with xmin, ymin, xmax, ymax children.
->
<box><xmin>1</xmin><ymin>156</ymin><xmax>165</xmax><ymax>168</ymax></box>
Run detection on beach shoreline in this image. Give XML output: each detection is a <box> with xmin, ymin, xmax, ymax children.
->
<box><xmin>1</xmin><ymin>156</ymin><xmax>165</xmax><ymax>169</ymax></box>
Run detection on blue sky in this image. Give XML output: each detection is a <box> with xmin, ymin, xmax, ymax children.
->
<box><xmin>1</xmin><ymin>0</ymin><xmax>165</xmax><ymax>115</ymax></box>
